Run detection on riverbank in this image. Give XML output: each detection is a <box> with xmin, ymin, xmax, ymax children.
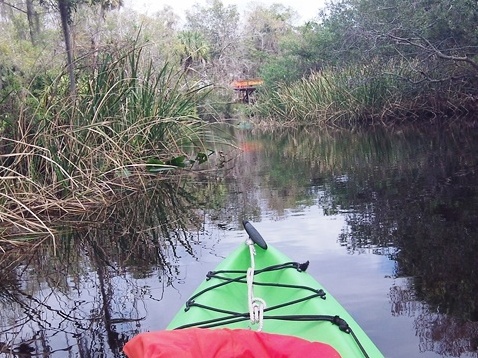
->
<box><xmin>0</xmin><ymin>46</ymin><xmax>222</xmax><ymax>246</ymax></box>
<box><xmin>252</xmin><ymin>60</ymin><xmax>478</xmax><ymax>125</ymax></box>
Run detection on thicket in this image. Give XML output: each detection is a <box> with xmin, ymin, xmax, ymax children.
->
<box><xmin>0</xmin><ymin>3</ymin><xmax>221</xmax><ymax>243</ymax></box>
<box><xmin>1</xmin><ymin>0</ymin><xmax>477</xmax><ymax>241</ymax></box>
<box><xmin>0</xmin><ymin>43</ymin><xmax>215</xmax><ymax>241</ymax></box>
<box><xmin>254</xmin><ymin>0</ymin><xmax>478</xmax><ymax>124</ymax></box>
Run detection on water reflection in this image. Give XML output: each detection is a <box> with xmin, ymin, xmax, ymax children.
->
<box><xmin>327</xmin><ymin>126</ymin><xmax>478</xmax><ymax>356</ymax></box>
<box><xmin>0</xmin><ymin>179</ymin><xmax>212</xmax><ymax>357</ymax></box>
<box><xmin>1</xmin><ymin>122</ymin><xmax>477</xmax><ymax>357</ymax></box>
<box><xmin>231</xmin><ymin>123</ymin><xmax>478</xmax><ymax>357</ymax></box>
<box><xmin>266</xmin><ymin>122</ymin><xmax>478</xmax><ymax>356</ymax></box>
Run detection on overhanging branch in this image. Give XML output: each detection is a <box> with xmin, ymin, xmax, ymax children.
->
<box><xmin>1</xmin><ymin>0</ymin><xmax>27</xmax><ymax>13</ymax></box>
<box><xmin>387</xmin><ymin>33</ymin><xmax>478</xmax><ymax>72</ymax></box>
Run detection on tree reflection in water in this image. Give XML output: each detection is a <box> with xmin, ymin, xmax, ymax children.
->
<box><xmin>0</xmin><ymin>179</ymin><xmax>208</xmax><ymax>357</ymax></box>
<box><xmin>1</xmin><ymin>122</ymin><xmax>477</xmax><ymax>357</ymax></box>
<box><xmin>390</xmin><ymin>283</ymin><xmax>478</xmax><ymax>356</ymax></box>
<box><xmin>223</xmin><ymin>122</ymin><xmax>478</xmax><ymax>356</ymax></box>
<box><xmin>311</xmin><ymin>124</ymin><xmax>478</xmax><ymax>357</ymax></box>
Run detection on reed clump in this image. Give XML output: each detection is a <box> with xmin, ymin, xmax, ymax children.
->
<box><xmin>0</xmin><ymin>43</ymin><xmax>216</xmax><ymax>244</ymax></box>
<box><xmin>254</xmin><ymin>59</ymin><xmax>476</xmax><ymax>125</ymax></box>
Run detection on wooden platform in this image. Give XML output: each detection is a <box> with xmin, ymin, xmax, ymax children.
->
<box><xmin>231</xmin><ymin>79</ymin><xmax>263</xmax><ymax>103</ymax></box>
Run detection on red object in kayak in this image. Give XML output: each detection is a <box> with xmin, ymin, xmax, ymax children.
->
<box><xmin>123</xmin><ymin>328</ymin><xmax>341</xmax><ymax>358</ymax></box>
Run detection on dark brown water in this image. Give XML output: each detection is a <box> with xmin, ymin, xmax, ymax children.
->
<box><xmin>1</xmin><ymin>122</ymin><xmax>477</xmax><ymax>357</ymax></box>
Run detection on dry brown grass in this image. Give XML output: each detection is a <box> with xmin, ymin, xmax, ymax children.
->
<box><xmin>0</xmin><ymin>45</ymin><xmax>221</xmax><ymax>249</ymax></box>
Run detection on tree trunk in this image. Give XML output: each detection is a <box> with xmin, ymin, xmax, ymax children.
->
<box><xmin>26</xmin><ymin>0</ymin><xmax>38</xmax><ymax>45</ymax></box>
<box><xmin>58</xmin><ymin>0</ymin><xmax>76</xmax><ymax>97</ymax></box>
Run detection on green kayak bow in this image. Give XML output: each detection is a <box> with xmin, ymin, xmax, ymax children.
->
<box><xmin>166</xmin><ymin>221</ymin><xmax>384</xmax><ymax>358</ymax></box>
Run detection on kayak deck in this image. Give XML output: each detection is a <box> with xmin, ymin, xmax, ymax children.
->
<box><xmin>167</xmin><ymin>243</ymin><xmax>384</xmax><ymax>357</ymax></box>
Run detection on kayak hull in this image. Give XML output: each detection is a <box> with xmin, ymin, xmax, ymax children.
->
<box><xmin>167</xmin><ymin>244</ymin><xmax>384</xmax><ymax>357</ymax></box>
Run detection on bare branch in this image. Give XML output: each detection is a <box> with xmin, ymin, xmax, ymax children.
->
<box><xmin>387</xmin><ymin>33</ymin><xmax>478</xmax><ymax>72</ymax></box>
<box><xmin>1</xmin><ymin>1</ymin><xmax>27</xmax><ymax>13</ymax></box>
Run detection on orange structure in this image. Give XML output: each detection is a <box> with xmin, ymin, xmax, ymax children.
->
<box><xmin>231</xmin><ymin>78</ymin><xmax>263</xmax><ymax>103</ymax></box>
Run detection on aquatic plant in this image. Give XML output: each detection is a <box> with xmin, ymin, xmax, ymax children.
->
<box><xmin>254</xmin><ymin>59</ymin><xmax>475</xmax><ymax>124</ymax></box>
<box><xmin>0</xmin><ymin>43</ymin><xmax>220</xmax><ymax>245</ymax></box>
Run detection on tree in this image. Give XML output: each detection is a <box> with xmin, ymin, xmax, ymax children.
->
<box><xmin>39</xmin><ymin>0</ymin><xmax>124</xmax><ymax>96</ymax></box>
<box><xmin>176</xmin><ymin>31</ymin><xmax>210</xmax><ymax>73</ymax></box>
<box><xmin>265</xmin><ymin>0</ymin><xmax>478</xmax><ymax>88</ymax></box>
<box><xmin>184</xmin><ymin>0</ymin><xmax>239</xmax><ymax>82</ymax></box>
<box><xmin>318</xmin><ymin>0</ymin><xmax>478</xmax><ymax>78</ymax></box>
<box><xmin>377</xmin><ymin>0</ymin><xmax>478</xmax><ymax>76</ymax></box>
<box><xmin>26</xmin><ymin>0</ymin><xmax>40</xmax><ymax>44</ymax></box>
<box><xmin>240</xmin><ymin>4</ymin><xmax>297</xmax><ymax>78</ymax></box>
<box><xmin>0</xmin><ymin>0</ymin><xmax>41</xmax><ymax>45</ymax></box>
<box><xmin>56</xmin><ymin>0</ymin><xmax>76</xmax><ymax>95</ymax></box>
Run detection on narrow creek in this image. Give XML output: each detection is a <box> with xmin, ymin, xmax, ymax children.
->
<box><xmin>1</xmin><ymin>121</ymin><xmax>477</xmax><ymax>357</ymax></box>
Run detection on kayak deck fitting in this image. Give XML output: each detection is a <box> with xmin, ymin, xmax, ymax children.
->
<box><xmin>124</xmin><ymin>220</ymin><xmax>384</xmax><ymax>357</ymax></box>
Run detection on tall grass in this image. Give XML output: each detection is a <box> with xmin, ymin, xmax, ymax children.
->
<box><xmin>0</xmin><ymin>43</ymin><xmax>217</xmax><ymax>244</ymax></box>
<box><xmin>254</xmin><ymin>59</ymin><xmax>474</xmax><ymax>125</ymax></box>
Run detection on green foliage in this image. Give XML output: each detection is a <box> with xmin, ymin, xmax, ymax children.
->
<box><xmin>185</xmin><ymin>0</ymin><xmax>239</xmax><ymax>60</ymax></box>
<box><xmin>183</xmin><ymin>0</ymin><xmax>240</xmax><ymax>87</ymax></box>
<box><xmin>236</xmin><ymin>4</ymin><xmax>299</xmax><ymax>86</ymax></box>
<box><xmin>255</xmin><ymin>59</ymin><xmax>469</xmax><ymax>124</ymax></box>
<box><xmin>259</xmin><ymin>54</ymin><xmax>304</xmax><ymax>88</ymax></box>
<box><xmin>0</xmin><ymin>41</ymin><xmax>220</xmax><ymax>239</ymax></box>
<box><xmin>73</xmin><ymin>44</ymin><xmax>212</xmax><ymax>153</ymax></box>
<box><xmin>176</xmin><ymin>31</ymin><xmax>210</xmax><ymax>71</ymax></box>
<box><xmin>195</xmin><ymin>152</ymin><xmax>208</xmax><ymax>164</ymax></box>
<box><xmin>145</xmin><ymin>153</ymin><xmax>208</xmax><ymax>173</ymax></box>
<box><xmin>239</xmin><ymin>4</ymin><xmax>297</xmax><ymax>78</ymax></box>
<box><xmin>253</xmin><ymin>0</ymin><xmax>478</xmax><ymax>123</ymax></box>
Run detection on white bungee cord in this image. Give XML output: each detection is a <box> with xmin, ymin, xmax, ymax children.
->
<box><xmin>246</xmin><ymin>238</ymin><xmax>266</xmax><ymax>331</ymax></box>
